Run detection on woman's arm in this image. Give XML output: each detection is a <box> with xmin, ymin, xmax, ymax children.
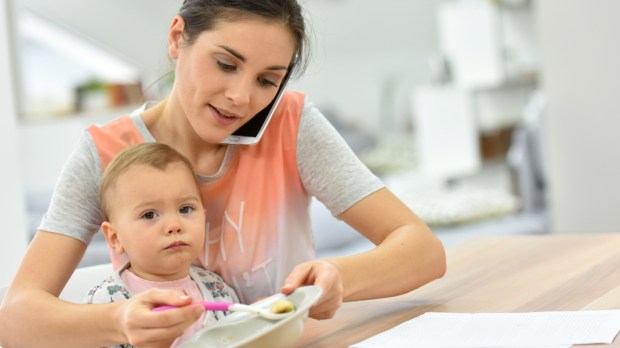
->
<box><xmin>282</xmin><ymin>188</ymin><xmax>446</xmax><ymax>319</ymax></box>
<box><xmin>0</xmin><ymin>231</ymin><xmax>204</xmax><ymax>347</ymax></box>
<box><xmin>329</xmin><ymin>188</ymin><xmax>446</xmax><ymax>300</ymax></box>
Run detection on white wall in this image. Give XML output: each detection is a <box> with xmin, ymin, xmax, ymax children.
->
<box><xmin>16</xmin><ymin>0</ymin><xmax>181</xmax><ymax>79</ymax></box>
<box><xmin>15</xmin><ymin>0</ymin><xmax>443</xmax><ymax>195</ymax></box>
<box><xmin>15</xmin><ymin>0</ymin><xmax>441</xmax><ymax>134</ymax></box>
<box><xmin>12</xmin><ymin>0</ymin><xmax>620</xmax><ymax>238</ymax></box>
<box><xmin>536</xmin><ymin>0</ymin><xmax>620</xmax><ymax>233</ymax></box>
<box><xmin>291</xmin><ymin>1</ymin><xmax>442</xmax><ymax>133</ymax></box>
<box><xmin>0</xmin><ymin>0</ymin><xmax>28</xmax><ymax>286</ymax></box>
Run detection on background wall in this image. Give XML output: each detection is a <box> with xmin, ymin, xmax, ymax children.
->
<box><xmin>17</xmin><ymin>0</ymin><xmax>180</xmax><ymax>80</ymax></box>
<box><xmin>0</xmin><ymin>0</ymin><xmax>27</xmax><ymax>286</ymax></box>
<box><xmin>15</xmin><ymin>0</ymin><xmax>443</xmax><ymax>195</ymax></box>
<box><xmin>5</xmin><ymin>0</ymin><xmax>620</xmax><ymax>283</ymax></box>
<box><xmin>6</xmin><ymin>0</ymin><xmax>446</xmax><ymax>273</ymax></box>
<box><xmin>15</xmin><ymin>0</ymin><xmax>442</xmax><ymax>131</ymax></box>
<box><xmin>290</xmin><ymin>1</ymin><xmax>442</xmax><ymax>132</ymax></box>
<box><xmin>536</xmin><ymin>0</ymin><xmax>620</xmax><ymax>233</ymax></box>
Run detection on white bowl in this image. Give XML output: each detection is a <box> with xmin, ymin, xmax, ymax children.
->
<box><xmin>179</xmin><ymin>285</ymin><xmax>323</xmax><ymax>348</ymax></box>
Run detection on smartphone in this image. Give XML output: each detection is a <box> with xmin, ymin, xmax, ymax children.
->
<box><xmin>221</xmin><ymin>66</ymin><xmax>294</xmax><ymax>145</ymax></box>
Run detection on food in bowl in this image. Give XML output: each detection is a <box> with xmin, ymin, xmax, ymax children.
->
<box><xmin>178</xmin><ymin>285</ymin><xmax>322</xmax><ymax>348</ymax></box>
<box><xmin>270</xmin><ymin>299</ymin><xmax>296</xmax><ymax>314</ymax></box>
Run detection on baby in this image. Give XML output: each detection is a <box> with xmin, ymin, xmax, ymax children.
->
<box><xmin>83</xmin><ymin>142</ymin><xmax>238</xmax><ymax>347</ymax></box>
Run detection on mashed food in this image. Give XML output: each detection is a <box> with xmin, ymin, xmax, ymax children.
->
<box><xmin>270</xmin><ymin>299</ymin><xmax>295</xmax><ymax>314</ymax></box>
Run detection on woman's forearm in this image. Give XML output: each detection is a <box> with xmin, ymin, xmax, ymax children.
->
<box><xmin>0</xmin><ymin>231</ymin><xmax>124</xmax><ymax>347</ymax></box>
<box><xmin>0</xmin><ymin>289</ymin><xmax>124</xmax><ymax>347</ymax></box>
<box><xmin>327</xmin><ymin>224</ymin><xmax>446</xmax><ymax>302</ymax></box>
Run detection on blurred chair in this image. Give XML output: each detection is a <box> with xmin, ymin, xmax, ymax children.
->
<box><xmin>60</xmin><ymin>263</ymin><xmax>113</xmax><ymax>302</ymax></box>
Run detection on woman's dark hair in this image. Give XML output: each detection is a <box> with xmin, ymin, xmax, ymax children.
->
<box><xmin>178</xmin><ymin>0</ymin><xmax>309</xmax><ymax>76</ymax></box>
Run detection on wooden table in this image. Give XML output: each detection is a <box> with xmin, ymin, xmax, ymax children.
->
<box><xmin>294</xmin><ymin>234</ymin><xmax>620</xmax><ymax>347</ymax></box>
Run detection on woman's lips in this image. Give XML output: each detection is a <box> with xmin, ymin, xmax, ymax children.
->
<box><xmin>210</xmin><ymin>105</ymin><xmax>240</xmax><ymax>126</ymax></box>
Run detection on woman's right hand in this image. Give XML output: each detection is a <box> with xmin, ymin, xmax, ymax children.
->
<box><xmin>0</xmin><ymin>232</ymin><xmax>204</xmax><ymax>347</ymax></box>
<box><xmin>116</xmin><ymin>288</ymin><xmax>205</xmax><ymax>347</ymax></box>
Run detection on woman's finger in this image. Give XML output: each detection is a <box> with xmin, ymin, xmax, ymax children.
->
<box><xmin>118</xmin><ymin>288</ymin><xmax>204</xmax><ymax>345</ymax></box>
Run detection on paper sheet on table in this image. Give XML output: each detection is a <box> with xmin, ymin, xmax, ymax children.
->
<box><xmin>350</xmin><ymin>310</ymin><xmax>620</xmax><ymax>348</ymax></box>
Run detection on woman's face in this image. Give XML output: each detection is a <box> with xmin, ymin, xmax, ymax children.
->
<box><xmin>169</xmin><ymin>17</ymin><xmax>297</xmax><ymax>144</ymax></box>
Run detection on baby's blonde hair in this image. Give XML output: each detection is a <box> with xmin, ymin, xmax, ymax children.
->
<box><xmin>99</xmin><ymin>143</ymin><xmax>199</xmax><ymax>220</ymax></box>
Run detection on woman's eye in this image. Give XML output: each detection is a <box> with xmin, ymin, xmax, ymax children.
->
<box><xmin>258</xmin><ymin>77</ymin><xmax>278</xmax><ymax>88</ymax></box>
<box><xmin>180</xmin><ymin>206</ymin><xmax>194</xmax><ymax>214</ymax></box>
<box><xmin>217</xmin><ymin>60</ymin><xmax>236</xmax><ymax>72</ymax></box>
<box><xmin>142</xmin><ymin>211</ymin><xmax>157</xmax><ymax>220</ymax></box>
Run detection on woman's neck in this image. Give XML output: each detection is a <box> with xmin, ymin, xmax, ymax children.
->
<box><xmin>141</xmin><ymin>97</ymin><xmax>228</xmax><ymax>176</ymax></box>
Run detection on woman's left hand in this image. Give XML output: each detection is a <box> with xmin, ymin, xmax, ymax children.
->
<box><xmin>280</xmin><ymin>259</ymin><xmax>343</xmax><ymax>319</ymax></box>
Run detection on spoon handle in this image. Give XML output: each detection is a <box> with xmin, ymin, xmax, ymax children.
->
<box><xmin>152</xmin><ymin>301</ymin><xmax>234</xmax><ymax>312</ymax></box>
<box><xmin>198</xmin><ymin>301</ymin><xmax>234</xmax><ymax>311</ymax></box>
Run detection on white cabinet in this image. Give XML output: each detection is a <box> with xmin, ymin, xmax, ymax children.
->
<box><xmin>413</xmin><ymin>0</ymin><xmax>538</xmax><ymax>181</ymax></box>
<box><xmin>438</xmin><ymin>0</ymin><xmax>537</xmax><ymax>89</ymax></box>
<box><xmin>412</xmin><ymin>85</ymin><xmax>480</xmax><ymax>180</ymax></box>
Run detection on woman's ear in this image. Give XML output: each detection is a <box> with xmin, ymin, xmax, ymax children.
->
<box><xmin>102</xmin><ymin>221</ymin><xmax>124</xmax><ymax>255</ymax></box>
<box><xmin>168</xmin><ymin>15</ymin><xmax>186</xmax><ymax>60</ymax></box>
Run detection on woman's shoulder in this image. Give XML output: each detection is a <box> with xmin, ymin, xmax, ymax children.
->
<box><xmin>277</xmin><ymin>90</ymin><xmax>306</xmax><ymax>120</ymax></box>
<box><xmin>86</xmin><ymin>103</ymin><xmax>149</xmax><ymax>139</ymax></box>
<box><xmin>87</xmin><ymin>112</ymin><xmax>148</xmax><ymax>170</ymax></box>
<box><xmin>282</xmin><ymin>90</ymin><xmax>304</xmax><ymax>102</ymax></box>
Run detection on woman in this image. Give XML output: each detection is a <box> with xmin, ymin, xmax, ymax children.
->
<box><xmin>0</xmin><ymin>1</ymin><xmax>446</xmax><ymax>347</ymax></box>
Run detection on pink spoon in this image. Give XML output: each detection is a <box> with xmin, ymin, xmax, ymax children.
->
<box><xmin>153</xmin><ymin>301</ymin><xmax>293</xmax><ymax>320</ymax></box>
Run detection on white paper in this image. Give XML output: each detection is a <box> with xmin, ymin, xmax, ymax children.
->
<box><xmin>350</xmin><ymin>310</ymin><xmax>620</xmax><ymax>348</ymax></box>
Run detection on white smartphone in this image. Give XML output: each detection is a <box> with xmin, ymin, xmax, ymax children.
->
<box><xmin>221</xmin><ymin>66</ymin><xmax>294</xmax><ymax>145</ymax></box>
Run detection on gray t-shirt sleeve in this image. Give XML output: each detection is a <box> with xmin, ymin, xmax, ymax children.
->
<box><xmin>38</xmin><ymin>131</ymin><xmax>104</xmax><ymax>244</ymax></box>
<box><xmin>297</xmin><ymin>101</ymin><xmax>384</xmax><ymax>216</ymax></box>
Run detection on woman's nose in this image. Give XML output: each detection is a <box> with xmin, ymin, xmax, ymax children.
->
<box><xmin>224</xmin><ymin>76</ymin><xmax>251</xmax><ymax>106</ymax></box>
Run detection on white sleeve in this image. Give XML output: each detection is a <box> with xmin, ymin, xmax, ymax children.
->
<box><xmin>38</xmin><ymin>131</ymin><xmax>104</xmax><ymax>244</ymax></box>
<box><xmin>296</xmin><ymin>101</ymin><xmax>384</xmax><ymax>216</ymax></box>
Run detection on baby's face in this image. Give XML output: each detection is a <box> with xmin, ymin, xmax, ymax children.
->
<box><xmin>106</xmin><ymin>162</ymin><xmax>205</xmax><ymax>281</ymax></box>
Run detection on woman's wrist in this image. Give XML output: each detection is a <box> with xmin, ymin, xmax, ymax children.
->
<box><xmin>105</xmin><ymin>301</ymin><xmax>129</xmax><ymax>344</ymax></box>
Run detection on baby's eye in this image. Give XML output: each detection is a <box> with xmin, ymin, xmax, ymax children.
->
<box><xmin>142</xmin><ymin>211</ymin><xmax>158</xmax><ymax>220</ymax></box>
<box><xmin>217</xmin><ymin>60</ymin><xmax>236</xmax><ymax>72</ymax></box>
<box><xmin>180</xmin><ymin>205</ymin><xmax>195</xmax><ymax>214</ymax></box>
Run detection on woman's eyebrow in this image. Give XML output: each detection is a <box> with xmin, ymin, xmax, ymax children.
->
<box><xmin>218</xmin><ymin>45</ymin><xmax>289</xmax><ymax>71</ymax></box>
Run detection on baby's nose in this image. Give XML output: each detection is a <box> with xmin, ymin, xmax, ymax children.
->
<box><xmin>167</xmin><ymin>220</ymin><xmax>182</xmax><ymax>234</ymax></box>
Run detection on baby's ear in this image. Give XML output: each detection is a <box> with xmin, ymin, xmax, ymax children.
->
<box><xmin>101</xmin><ymin>222</ymin><xmax>124</xmax><ymax>255</ymax></box>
